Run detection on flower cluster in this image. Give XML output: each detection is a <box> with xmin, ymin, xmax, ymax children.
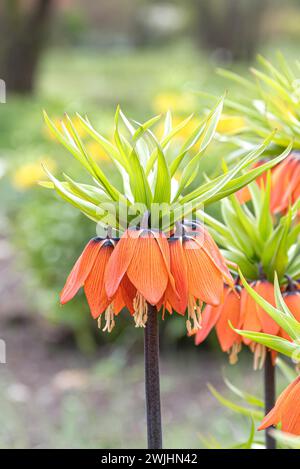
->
<box><xmin>233</xmin><ymin>275</ymin><xmax>300</xmax><ymax>437</ymax></box>
<box><xmin>42</xmin><ymin>104</ymin><xmax>285</xmax><ymax>334</ymax></box>
<box><xmin>61</xmin><ymin>220</ymin><xmax>233</xmax><ymax>333</ymax></box>
<box><xmin>195</xmin><ymin>277</ymin><xmax>300</xmax><ymax>367</ymax></box>
<box><xmin>238</xmin><ymin>152</ymin><xmax>300</xmax><ymax>214</ymax></box>
<box><xmin>42</xmin><ymin>55</ymin><xmax>300</xmax><ymax>446</ymax></box>
<box><xmin>194</xmin><ymin>177</ymin><xmax>299</xmax><ymax>366</ymax></box>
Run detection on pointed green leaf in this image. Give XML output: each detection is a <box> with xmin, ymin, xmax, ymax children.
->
<box><xmin>258</xmin><ymin>172</ymin><xmax>273</xmax><ymax>240</ymax></box>
<box><xmin>152</xmin><ymin>142</ymin><xmax>171</xmax><ymax>203</ymax></box>
<box><xmin>170</xmin><ymin>95</ymin><xmax>224</xmax><ymax>176</ymax></box>
<box><xmin>208</xmin><ymin>384</ymin><xmax>263</xmax><ymax>420</ymax></box>
<box><xmin>233</xmin><ymin>328</ymin><xmax>300</xmax><ymax>359</ymax></box>
<box><xmin>64</xmin><ymin>114</ymin><xmax>125</xmax><ymax>202</ymax></box>
<box><xmin>223</xmin><ymin>377</ymin><xmax>264</xmax><ymax>408</ymax></box>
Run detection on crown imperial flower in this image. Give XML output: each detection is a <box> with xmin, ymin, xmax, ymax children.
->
<box><xmin>42</xmin><ymin>102</ymin><xmax>288</xmax><ymax>332</ymax></box>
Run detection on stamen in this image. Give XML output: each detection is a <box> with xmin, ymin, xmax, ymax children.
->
<box><xmin>97</xmin><ymin>316</ymin><xmax>102</xmax><ymax>329</ymax></box>
<box><xmin>186</xmin><ymin>296</ymin><xmax>202</xmax><ymax>334</ymax></box>
<box><xmin>102</xmin><ymin>304</ymin><xmax>115</xmax><ymax>333</ymax></box>
<box><xmin>229</xmin><ymin>342</ymin><xmax>242</xmax><ymax>365</ymax></box>
<box><xmin>251</xmin><ymin>343</ymin><xmax>266</xmax><ymax>370</ymax></box>
<box><xmin>133</xmin><ymin>293</ymin><xmax>148</xmax><ymax>328</ymax></box>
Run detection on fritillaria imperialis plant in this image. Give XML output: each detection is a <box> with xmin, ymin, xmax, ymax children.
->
<box><xmin>194</xmin><ymin>174</ymin><xmax>300</xmax><ymax>448</ymax></box>
<box><xmin>195</xmin><ymin>174</ymin><xmax>298</xmax><ymax>363</ymax></box>
<box><xmin>234</xmin><ymin>275</ymin><xmax>300</xmax><ymax>447</ymax></box>
<box><xmin>219</xmin><ymin>54</ymin><xmax>300</xmax><ymax>214</ymax></box>
<box><xmin>40</xmin><ymin>96</ymin><xmax>288</xmax><ymax>448</ymax></box>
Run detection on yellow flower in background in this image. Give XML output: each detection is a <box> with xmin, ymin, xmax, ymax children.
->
<box><xmin>153</xmin><ymin>92</ymin><xmax>197</xmax><ymax>114</ymax></box>
<box><xmin>216</xmin><ymin>115</ymin><xmax>246</xmax><ymax>135</ymax></box>
<box><xmin>12</xmin><ymin>158</ymin><xmax>57</xmax><ymax>190</ymax></box>
<box><xmin>156</xmin><ymin>115</ymin><xmax>201</xmax><ymax>142</ymax></box>
<box><xmin>86</xmin><ymin>141</ymin><xmax>110</xmax><ymax>162</ymax></box>
<box><xmin>45</xmin><ymin>115</ymin><xmax>87</xmax><ymax>140</ymax></box>
<box><xmin>268</xmin><ymin>96</ymin><xmax>296</xmax><ymax>128</ymax></box>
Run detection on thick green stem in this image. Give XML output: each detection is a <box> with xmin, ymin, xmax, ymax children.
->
<box><xmin>144</xmin><ymin>303</ymin><xmax>162</xmax><ymax>449</ymax></box>
<box><xmin>264</xmin><ymin>350</ymin><xmax>276</xmax><ymax>449</ymax></box>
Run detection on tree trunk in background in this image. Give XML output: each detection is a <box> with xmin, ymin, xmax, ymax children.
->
<box><xmin>194</xmin><ymin>0</ymin><xmax>268</xmax><ymax>61</ymax></box>
<box><xmin>0</xmin><ymin>0</ymin><xmax>53</xmax><ymax>94</ymax></box>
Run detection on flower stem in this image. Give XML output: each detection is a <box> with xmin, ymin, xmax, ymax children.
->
<box><xmin>144</xmin><ymin>303</ymin><xmax>162</xmax><ymax>449</ymax></box>
<box><xmin>264</xmin><ymin>350</ymin><xmax>276</xmax><ymax>449</ymax></box>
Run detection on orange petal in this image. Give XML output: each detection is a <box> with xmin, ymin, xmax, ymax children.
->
<box><xmin>104</xmin><ymin>229</ymin><xmax>139</xmax><ymax>299</ymax></box>
<box><xmin>152</xmin><ymin>230</ymin><xmax>177</xmax><ymax>295</ymax></box>
<box><xmin>275</xmin><ymin>163</ymin><xmax>300</xmax><ymax>213</ymax></box>
<box><xmin>84</xmin><ymin>243</ymin><xmax>113</xmax><ymax>318</ymax></box>
<box><xmin>166</xmin><ymin>238</ymin><xmax>188</xmax><ymax>314</ymax></box>
<box><xmin>236</xmin><ymin>186</ymin><xmax>251</xmax><ymax>204</ymax></box>
<box><xmin>113</xmin><ymin>288</ymin><xmax>125</xmax><ymax>316</ymax></box>
<box><xmin>240</xmin><ymin>287</ymin><xmax>261</xmax><ymax>345</ymax></box>
<box><xmin>281</xmin><ymin>379</ymin><xmax>300</xmax><ymax>434</ymax></box>
<box><xmin>119</xmin><ymin>274</ymin><xmax>136</xmax><ymax>315</ymax></box>
<box><xmin>281</xmin><ymin>292</ymin><xmax>300</xmax><ymax>340</ymax></box>
<box><xmin>183</xmin><ymin>238</ymin><xmax>223</xmax><ymax>306</ymax></box>
<box><xmin>195</xmin><ymin>303</ymin><xmax>222</xmax><ymax>345</ymax></box>
<box><xmin>271</xmin><ymin>156</ymin><xmax>298</xmax><ymax>213</ymax></box>
<box><xmin>126</xmin><ymin>232</ymin><xmax>169</xmax><ymax>305</ymax></box>
<box><xmin>192</xmin><ymin>227</ymin><xmax>234</xmax><ymax>288</ymax></box>
<box><xmin>292</xmin><ymin>179</ymin><xmax>300</xmax><ymax>202</ymax></box>
<box><xmin>285</xmin><ymin>292</ymin><xmax>300</xmax><ymax>322</ymax></box>
<box><xmin>60</xmin><ymin>238</ymin><xmax>103</xmax><ymax>304</ymax></box>
<box><xmin>216</xmin><ymin>289</ymin><xmax>241</xmax><ymax>352</ymax></box>
<box><xmin>259</xmin><ymin>376</ymin><xmax>300</xmax><ymax>431</ymax></box>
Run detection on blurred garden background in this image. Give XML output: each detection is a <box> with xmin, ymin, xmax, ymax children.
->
<box><xmin>0</xmin><ymin>0</ymin><xmax>300</xmax><ymax>448</ymax></box>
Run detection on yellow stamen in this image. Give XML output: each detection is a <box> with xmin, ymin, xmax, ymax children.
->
<box><xmin>97</xmin><ymin>316</ymin><xmax>102</xmax><ymax>329</ymax></box>
<box><xmin>102</xmin><ymin>304</ymin><xmax>115</xmax><ymax>333</ymax></box>
<box><xmin>229</xmin><ymin>342</ymin><xmax>242</xmax><ymax>365</ymax></box>
<box><xmin>186</xmin><ymin>296</ymin><xmax>202</xmax><ymax>334</ymax></box>
<box><xmin>251</xmin><ymin>343</ymin><xmax>266</xmax><ymax>370</ymax></box>
<box><xmin>133</xmin><ymin>293</ymin><xmax>148</xmax><ymax>328</ymax></box>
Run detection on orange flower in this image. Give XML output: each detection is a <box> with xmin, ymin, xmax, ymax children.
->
<box><xmin>60</xmin><ymin>237</ymin><xmax>136</xmax><ymax>332</ymax></box>
<box><xmin>240</xmin><ymin>281</ymin><xmax>279</xmax><ymax>339</ymax></box>
<box><xmin>237</xmin><ymin>152</ymin><xmax>300</xmax><ymax>214</ymax></box>
<box><xmin>104</xmin><ymin>228</ymin><xmax>176</xmax><ymax>327</ymax></box>
<box><xmin>238</xmin><ymin>152</ymin><xmax>300</xmax><ymax>212</ymax></box>
<box><xmin>163</xmin><ymin>222</ymin><xmax>234</xmax><ymax>333</ymax></box>
<box><xmin>258</xmin><ymin>376</ymin><xmax>300</xmax><ymax>435</ymax></box>
<box><xmin>270</xmin><ymin>153</ymin><xmax>300</xmax><ymax>214</ymax></box>
<box><xmin>280</xmin><ymin>290</ymin><xmax>300</xmax><ymax>340</ymax></box>
<box><xmin>195</xmin><ymin>279</ymin><xmax>280</xmax><ymax>367</ymax></box>
<box><xmin>61</xmin><ymin>223</ymin><xmax>234</xmax><ymax>333</ymax></box>
<box><xmin>195</xmin><ymin>286</ymin><xmax>242</xmax><ymax>363</ymax></box>
<box><xmin>162</xmin><ymin>236</ymin><xmax>188</xmax><ymax>316</ymax></box>
<box><xmin>240</xmin><ymin>281</ymin><xmax>279</xmax><ymax>368</ymax></box>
